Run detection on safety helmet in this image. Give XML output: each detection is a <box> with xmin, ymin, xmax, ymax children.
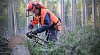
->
<box><xmin>27</xmin><ymin>1</ymin><xmax>46</xmax><ymax>12</ymax></box>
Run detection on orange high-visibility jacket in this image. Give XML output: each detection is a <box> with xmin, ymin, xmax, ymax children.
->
<box><xmin>30</xmin><ymin>8</ymin><xmax>62</xmax><ymax>31</ymax></box>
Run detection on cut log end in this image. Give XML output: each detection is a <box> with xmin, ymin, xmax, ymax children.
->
<box><xmin>8</xmin><ymin>36</ymin><xmax>25</xmax><ymax>49</ymax></box>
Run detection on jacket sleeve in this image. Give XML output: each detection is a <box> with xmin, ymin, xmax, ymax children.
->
<box><xmin>36</xmin><ymin>13</ymin><xmax>50</xmax><ymax>33</ymax></box>
<box><xmin>30</xmin><ymin>16</ymin><xmax>39</xmax><ymax>26</ymax></box>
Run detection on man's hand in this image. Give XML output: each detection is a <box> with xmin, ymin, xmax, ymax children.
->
<box><xmin>26</xmin><ymin>31</ymin><xmax>33</xmax><ymax>39</ymax></box>
<box><xmin>32</xmin><ymin>30</ymin><xmax>37</xmax><ymax>35</ymax></box>
<box><xmin>28</xmin><ymin>24</ymin><xmax>34</xmax><ymax>30</ymax></box>
<box><xmin>26</xmin><ymin>30</ymin><xmax>37</xmax><ymax>39</ymax></box>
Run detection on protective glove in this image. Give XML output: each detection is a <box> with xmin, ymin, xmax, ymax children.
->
<box><xmin>26</xmin><ymin>30</ymin><xmax>37</xmax><ymax>39</ymax></box>
<box><xmin>28</xmin><ymin>24</ymin><xmax>34</xmax><ymax>30</ymax></box>
<box><xmin>26</xmin><ymin>31</ymin><xmax>33</xmax><ymax>39</ymax></box>
<box><xmin>31</xmin><ymin>30</ymin><xmax>37</xmax><ymax>35</ymax></box>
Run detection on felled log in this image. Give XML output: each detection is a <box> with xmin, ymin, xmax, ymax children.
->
<box><xmin>10</xmin><ymin>45</ymin><xmax>30</xmax><ymax>55</ymax></box>
<box><xmin>8</xmin><ymin>36</ymin><xmax>31</xmax><ymax>55</ymax></box>
<box><xmin>8</xmin><ymin>36</ymin><xmax>26</xmax><ymax>48</ymax></box>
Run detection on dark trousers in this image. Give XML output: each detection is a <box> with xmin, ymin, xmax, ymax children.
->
<box><xmin>45</xmin><ymin>29</ymin><xmax>58</xmax><ymax>42</ymax></box>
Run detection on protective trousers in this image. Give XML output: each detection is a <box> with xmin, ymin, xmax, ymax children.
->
<box><xmin>45</xmin><ymin>29</ymin><xmax>58</xmax><ymax>42</ymax></box>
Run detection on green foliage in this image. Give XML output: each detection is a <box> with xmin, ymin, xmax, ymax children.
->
<box><xmin>0</xmin><ymin>0</ymin><xmax>8</xmax><ymax>29</ymax></box>
<box><xmin>48</xmin><ymin>47</ymin><xmax>64</xmax><ymax>55</ymax></box>
<box><xmin>25</xmin><ymin>40</ymin><xmax>41</xmax><ymax>55</ymax></box>
<box><xmin>65</xmin><ymin>26</ymin><xmax>100</xmax><ymax>55</ymax></box>
<box><xmin>0</xmin><ymin>36</ymin><xmax>5</xmax><ymax>45</ymax></box>
<box><xmin>19</xmin><ymin>0</ymin><xmax>100</xmax><ymax>55</ymax></box>
<box><xmin>25</xmin><ymin>24</ymin><xmax>100</xmax><ymax>55</ymax></box>
<box><xmin>45</xmin><ymin>0</ymin><xmax>60</xmax><ymax>15</ymax></box>
<box><xmin>48</xmin><ymin>41</ymin><xmax>53</xmax><ymax>48</ymax></box>
<box><xmin>25</xmin><ymin>39</ymin><xmax>68</xmax><ymax>55</ymax></box>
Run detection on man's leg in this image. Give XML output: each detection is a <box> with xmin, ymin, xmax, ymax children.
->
<box><xmin>45</xmin><ymin>30</ymin><xmax>49</xmax><ymax>41</ymax></box>
<box><xmin>48</xmin><ymin>30</ymin><xmax>58</xmax><ymax>42</ymax></box>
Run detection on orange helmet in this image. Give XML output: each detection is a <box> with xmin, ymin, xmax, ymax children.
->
<box><xmin>27</xmin><ymin>1</ymin><xmax>46</xmax><ymax>12</ymax></box>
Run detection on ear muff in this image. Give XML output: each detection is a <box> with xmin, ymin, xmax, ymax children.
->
<box><xmin>35</xmin><ymin>5</ymin><xmax>40</xmax><ymax>9</ymax></box>
<box><xmin>32</xmin><ymin>4</ymin><xmax>40</xmax><ymax>10</ymax></box>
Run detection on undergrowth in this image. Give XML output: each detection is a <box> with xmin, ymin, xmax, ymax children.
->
<box><xmin>25</xmin><ymin>26</ymin><xmax>100</xmax><ymax>55</ymax></box>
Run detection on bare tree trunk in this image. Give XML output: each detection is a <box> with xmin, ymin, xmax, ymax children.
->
<box><xmin>67</xmin><ymin>0</ymin><xmax>71</xmax><ymax>32</ymax></box>
<box><xmin>81</xmin><ymin>0</ymin><xmax>84</xmax><ymax>28</ymax></box>
<box><xmin>26</xmin><ymin>0</ymin><xmax>30</xmax><ymax>32</ymax></box>
<box><xmin>84</xmin><ymin>0</ymin><xmax>91</xmax><ymax>27</ymax></box>
<box><xmin>97</xmin><ymin>5</ymin><xmax>100</xmax><ymax>29</ymax></box>
<box><xmin>84</xmin><ymin>0</ymin><xmax>88</xmax><ymax>27</ymax></box>
<box><xmin>71</xmin><ymin>0</ymin><xmax>76</xmax><ymax>31</ymax></box>
<box><xmin>8</xmin><ymin>0</ymin><xmax>14</xmax><ymax>38</ymax></box>
<box><xmin>12</xmin><ymin>0</ymin><xmax>17</xmax><ymax>36</ymax></box>
<box><xmin>81</xmin><ymin>0</ymin><xmax>85</xmax><ymax>28</ymax></box>
<box><xmin>61</xmin><ymin>0</ymin><xmax>65</xmax><ymax>36</ymax></box>
<box><xmin>92</xmin><ymin>0</ymin><xmax>96</xmax><ymax>31</ymax></box>
<box><xmin>9</xmin><ymin>36</ymin><xmax>31</xmax><ymax>55</ymax></box>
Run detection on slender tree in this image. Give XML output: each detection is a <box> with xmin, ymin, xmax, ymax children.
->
<box><xmin>26</xmin><ymin>0</ymin><xmax>30</xmax><ymax>32</ymax></box>
<box><xmin>81</xmin><ymin>0</ymin><xmax>85</xmax><ymax>28</ymax></box>
<box><xmin>92</xmin><ymin>0</ymin><xmax>96</xmax><ymax>31</ymax></box>
<box><xmin>61</xmin><ymin>0</ymin><xmax>65</xmax><ymax>35</ymax></box>
<box><xmin>13</xmin><ymin>0</ymin><xmax>17</xmax><ymax>35</ymax></box>
<box><xmin>71</xmin><ymin>0</ymin><xmax>76</xmax><ymax>31</ymax></box>
<box><xmin>8</xmin><ymin>0</ymin><xmax>15</xmax><ymax>37</ymax></box>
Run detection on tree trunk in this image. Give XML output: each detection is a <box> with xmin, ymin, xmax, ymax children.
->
<box><xmin>13</xmin><ymin>0</ymin><xmax>17</xmax><ymax>36</ymax></box>
<box><xmin>81</xmin><ymin>0</ymin><xmax>85</xmax><ymax>28</ymax></box>
<box><xmin>26</xmin><ymin>0</ymin><xmax>30</xmax><ymax>32</ymax></box>
<box><xmin>71</xmin><ymin>0</ymin><xmax>76</xmax><ymax>31</ymax></box>
<box><xmin>81</xmin><ymin>0</ymin><xmax>84</xmax><ymax>28</ymax></box>
<box><xmin>84</xmin><ymin>0</ymin><xmax>89</xmax><ymax>27</ymax></box>
<box><xmin>61</xmin><ymin>0</ymin><xmax>65</xmax><ymax>36</ymax></box>
<box><xmin>9</xmin><ymin>36</ymin><xmax>31</xmax><ymax>55</ymax></box>
<box><xmin>92</xmin><ymin>0</ymin><xmax>96</xmax><ymax>31</ymax></box>
<box><xmin>97</xmin><ymin>5</ymin><xmax>100</xmax><ymax>29</ymax></box>
<box><xmin>8</xmin><ymin>0</ymin><xmax>14</xmax><ymax>38</ymax></box>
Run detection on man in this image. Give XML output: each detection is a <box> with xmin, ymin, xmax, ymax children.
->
<box><xmin>26</xmin><ymin>1</ymin><xmax>62</xmax><ymax>42</ymax></box>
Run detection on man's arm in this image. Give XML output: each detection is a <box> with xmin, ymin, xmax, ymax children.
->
<box><xmin>30</xmin><ymin>16</ymin><xmax>39</xmax><ymax>26</ymax></box>
<box><xmin>28</xmin><ymin>16</ymin><xmax>39</xmax><ymax>30</ymax></box>
<box><xmin>36</xmin><ymin>13</ymin><xmax>50</xmax><ymax>33</ymax></box>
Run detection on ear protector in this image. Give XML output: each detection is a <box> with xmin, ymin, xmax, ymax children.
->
<box><xmin>32</xmin><ymin>4</ymin><xmax>40</xmax><ymax>10</ymax></box>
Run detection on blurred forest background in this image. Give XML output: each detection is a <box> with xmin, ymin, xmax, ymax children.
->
<box><xmin>0</xmin><ymin>0</ymin><xmax>100</xmax><ymax>55</ymax></box>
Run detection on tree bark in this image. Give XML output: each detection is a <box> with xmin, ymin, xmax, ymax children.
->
<box><xmin>84</xmin><ymin>0</ymin><xmax>91</xmax><ymax>27</ymax></box>
<box><xmin>8</xmin><ymin>0</ymin><xmax>14</xmax><ymax>38</ymax></box>
<box><xmin>26</xmin><ymin>0</ymin><xmax>30</xmax><ymax>32</ymax></box>
<box><xmin>13</xmin><ymin>0</ymin><xmax>17</xmax><ymax>36</ymax></box>
<box><xmin>92</xmin><ymin>0</ymin><xmax>96</xmax><ymax>31</ymax></box>
<box><xmin>84</xmin><ymin>0</ymin><xmax>89</xmax><ymax>27</ymax></box>
<box><xmin>81</xmin><ymin>0</ymin><xmax>85</xmax><ymax>28</ymax></box>
<box><xmin>61</xmin><ymin>0</ymin><xmax>65</xmax><ymax>35</ymax></box>
<box><xmin>71</xmin><ymin>0</ymin><xmax>76</xmax><ymax>31</ymax></box>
